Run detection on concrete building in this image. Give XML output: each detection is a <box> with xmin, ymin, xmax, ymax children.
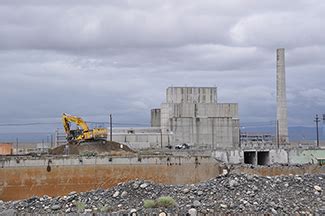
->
<box><xmin>108</xmin><ymin>86</ymin><xmax>239</xmax><ymax>149</ymax></box>
<box><xmin>276</xmin><ymin>48</ymin><xmax>289</xmax><ymax>144</ymax></box>
<box><xmin>160</xmin><ymin>87</ymin><xmax>239</xmax><ymax>149</ymax></box>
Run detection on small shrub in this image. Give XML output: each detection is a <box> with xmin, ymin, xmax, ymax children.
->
<box><xmin>144</xmin><ymin>199</ymin><xmax>156</xmax><ymax>208</ymax></box>
<box><xmin>143</xmin><ymin>196</ymin><xmax>176</xmax><ymax>208</ymax></box>
<box><xmin>99</xmin><ymin>205</ymin><xmax>112</xmax><ymax>212</ymax></box>
<box><xmin>156</xmin><ymin>196</ymin><xmax>176</xmax><ymax>208</ymax></box>
<box><xmin>75</xmin><ymin>201</ymin><xmax>85</xmax><ymax>212</ymax></box>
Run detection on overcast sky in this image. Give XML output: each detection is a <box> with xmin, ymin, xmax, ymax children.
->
<box><xmin>1</xmin><ymin>0</ymin><xmax>325</xmax><ymax>134</ymax></box>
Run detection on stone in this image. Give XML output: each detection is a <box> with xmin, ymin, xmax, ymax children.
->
<box><xmin>132</xmin><ymin>183</ymin><xmax>140</xmax><ymax>189</ymax></box>
<box><xmin>158</xmin><ymin>212</ymin><xmax>167</xmax><ymax>216</ymax></box>
<box><xmin>220</xmin><ymin>204</ymin><xmax>228</xmax><ymax>209</ymax></box>
<box><xmin>229</xmin><ymin>179</ymin><xmax>238</xmax><ymax>188</ymax></box>
<box><xmin>68</xmin><ymin>191</ymin><xmax>77</xmax><ymax>196</ymax></box>
<box><xmin>140</xmin><ymin>183</ymin><xmax>149</xmax><ymax>189</ymax></box>
<box><xmin>130</xmin><ymin>208</ymin><xmax>137</xmax><ymax>213</ymax></box>
<box><xmin>51</xmin><ymin>204</ymin><xmax>61</xmax><ymax>211</ymax></box>
<box><xmin>121</xmin><ymin>191</ymin><xmax>128</xmax><ymax>198</ymax></box>
<box><xmin>271</xmin><ymin>208</ymin><xmax>278</xmax><ymax>214</ymax></box>
<box><xmin>193</xmin><ymin>200</ymin><xmax>201</xmax><ymax>207</ymax></box>
<box><xmin>197</xmin><ymin>191</ymin><xmax>203</xmax><ymax>196</ymax></box>
<box><xmin>113</xmin><ymin>191</ymin><xmax>120</xmax><ymax>198</ymax></box>
<box><xmin>314</xmin><ymin>185</ymin><xmax>322</xmax><ymax>192</ymax></box>
<box><xmin>188</xmin><ymin>208</ymin><xmax>197</xmax><ymax>216</ymax></box>
<box><xmin>183</xmin><ymin>188</ymin><xmax>190</xmax><ymax>194</ymax></box>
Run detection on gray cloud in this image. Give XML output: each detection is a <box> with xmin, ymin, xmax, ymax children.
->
<box><xmin>0</xmin><ymin>0</ymin><xmax>324</xmax><ymax>136</ymax></box>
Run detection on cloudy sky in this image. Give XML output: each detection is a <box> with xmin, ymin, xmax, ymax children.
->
<box><xmin>0</xmin><ymin>0</ymin><xmax>325</xmax><ymax>134</ymax></box>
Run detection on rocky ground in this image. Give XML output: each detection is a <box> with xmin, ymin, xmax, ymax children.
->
<box><xmin>0</xmin><ymin>173</ymin><xmax>324</xmax><ymax>215</ymax></box>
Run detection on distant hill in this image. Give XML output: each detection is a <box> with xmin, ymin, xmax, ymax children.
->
<box><xmin>242</xmin><ymin>126</ymin><xmax>325</xmax><ymax>141</ymax></box>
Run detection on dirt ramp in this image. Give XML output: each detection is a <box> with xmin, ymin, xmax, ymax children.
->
<box><xmin>49</xmin><ymin>141</ymin><xmax>135</xmax><ymax>155</ymax></box>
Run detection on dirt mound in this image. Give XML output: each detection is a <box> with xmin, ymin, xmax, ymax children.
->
<box><xmin>49</xmin><ymin>141</ymin><xmax>136</xmax><ymax>156</ymax></box>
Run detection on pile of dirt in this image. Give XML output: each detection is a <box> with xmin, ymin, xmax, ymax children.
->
<box><xmin>49</xmin><ymin>141</ymin><xmax>136</xmax><ymax>156</ymax></box>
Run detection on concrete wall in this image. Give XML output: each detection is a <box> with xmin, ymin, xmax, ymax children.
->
<box><xmin>0</xmin><ymin>156</ymin><xmax>221</xmax><ymax>201</ymax></box>
<box><xmin>160</xmin><ymin>103</ymin><xmax>238</xmax><ymax>119</ymax></box>
<box><xmin>169</xmin><ymin>117</ymin><xmax>239</xmax><ymax>148</ymax></box>
<box><xmin>111</xmin><ymin>133</ymin><xmax>171</xmax><ymax>149</ymax></box>
<box><xmin>166</xmin><ymin>87</ymin><xmax>217</xmax><ymax>104</ymax></box>
<box><xmin>288</xmin><ymin>149</ymin><xmax>325</xmax><ymax>164</ymax></box>
<box><xmin>151</xmin><ymin>109</ymin><xmax>161</xmax><ymax>127</ymax></box>
<box><xmin>214</xmin><ymin>148</ymin><xmax>325</xmax><ymax>165</ymax></box>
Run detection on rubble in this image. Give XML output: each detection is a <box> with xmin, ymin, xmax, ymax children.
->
<box><xmin>0</xmin><ymin>173</ymin><xmax>324</xmax><ymax>215</ymax></box>
<box><xmin>49</xmin><ymin>140</ymin><xmax>135</xmax><ymax>156</ymax></box>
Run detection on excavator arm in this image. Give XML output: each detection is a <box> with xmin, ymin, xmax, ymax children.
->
<box><xmin>62</xmin><ymin>113</ymin><xmax>89</xmax><ymax>133</ymax></box>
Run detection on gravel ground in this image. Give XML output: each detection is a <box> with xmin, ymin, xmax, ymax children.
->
<box><xmin>0</xmin><ymin>173</ymin><xmax>324</xmax><ymax>215</ymax></box>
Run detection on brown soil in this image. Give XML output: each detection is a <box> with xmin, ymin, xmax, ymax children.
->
<box><xmin>49</xmin><ymin>140</ymin><xmax>136</xmax><ymax>156</ymax></box>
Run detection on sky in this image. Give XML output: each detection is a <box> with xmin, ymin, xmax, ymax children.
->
<box><xmin>0</xmin><ymin>0</ymin><xmax>325</xmax><ymax>136</ymax></box>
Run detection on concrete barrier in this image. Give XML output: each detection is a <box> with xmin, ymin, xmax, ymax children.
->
<box><xmin>0</xmin><ymin>155</ymin><xmax>221</xmax><ymax>201</ymax></box>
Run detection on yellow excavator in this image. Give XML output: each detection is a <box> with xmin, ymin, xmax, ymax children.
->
<box><xmin>62</xmin><ymin>113</ymin><xmax>108</xmax><ymax>144</ymax></box>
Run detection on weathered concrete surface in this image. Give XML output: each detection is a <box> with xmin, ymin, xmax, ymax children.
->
<box><xmin>214</xmin><ymin>148</ymin><xmax>325</xmax><ymax>165</ymax></box>
<box><xmin>276</xmin><ymin>48</ymin><xmax>289</xmax><ymax>144</ymax></box>
<box><xmin>0</xmin><ymin>156</ymin><xmax>220</xmax><ymax>201</ymax></box>
<box><xmin>232</xmin><ymin>164</ymin><xmax>325</xmax><ymax>176</ymax></box>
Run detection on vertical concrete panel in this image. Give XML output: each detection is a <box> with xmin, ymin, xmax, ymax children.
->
<box><xmin>151</xmin><ymin>109</ymin><xmax>161</xmax><ymax>127</ymax></box>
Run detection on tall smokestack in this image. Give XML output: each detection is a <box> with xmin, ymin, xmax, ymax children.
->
<box><xmin>276</xmin><ymin>48</ymin><xmax>288</xmax><ymax>144</ymax></box>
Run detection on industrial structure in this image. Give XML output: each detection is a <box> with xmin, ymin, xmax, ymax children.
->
<box><xmin>276</xmin><ymin>48</ymin><xmax>289</xmax><ymax>145</ymax></box>
<box><xmin>110</xmin><ymin>86</ymin><xmax>239</xmax><ymax>149</ymax></box>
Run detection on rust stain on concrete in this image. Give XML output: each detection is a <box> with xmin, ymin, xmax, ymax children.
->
<box><xmin>0</xmin><ymin>162</ymin><xmax>220</xmax><ymax>201</ymax></box>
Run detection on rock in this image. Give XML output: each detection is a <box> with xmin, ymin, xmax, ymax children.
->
<box><xmin>140</xmin><ymin>183</ymin><xmax>149</xmax><ymax>189</ymax></box>
<box><xmin>132</xmin><ymin>183</ymin><xmax>140</xmax><ymax>189</ymax></box>
<box><xmin>314</xmin><ymin>185</ymin><xmax>322</xmax><ymax>192</ymax></box>
<box><xmin>193</xmin><ymin>200</ymin><xmax>201</xmax><ymax>207</ymax></box>
<box><xmin>158</xmin><ymin>212</ymin><xmax>167</xmax><ymax>216</ymax></box>
<box><xmin>130</xmin><ymin>208</ymin><xmax>137</xmax><ymax>215</ymax></box>
<box><xmin>68</xmin><ymin>191</ymin><xmax>77</xmax><ymax>196</ymax></box>
<box><xmin>113</xmin><ymin>191</ymin><xmax>120</xmax><ymax>198</ymax></box>
<box><xmin>188</xmin><ymin>208</ymin><xmax>197</xmax><ymax>216</ymax></box>
<box><xmin>252</xmin><ymin>185</ymin><xmax>258</xmax><ymax>191</ymax></box>
<box><xmin>197</xmin><ymin>191</ymin><xmax>203</xmax><ymax>196</ymax></box>
<box><xmin>51</xmin><ymin>204</ymin><xmax>61</xmax><ymax>211</ymax></box>
<box><xmin>229</xmin><ymin>179</ymin><xmax>238</xmax><ymax>188</ymax></box>
<box><xmin>117</xmin><ymin>204</ymin><xmax>122</xmax><ymax>208</ymax></box>
<box><xmin>220</xmin><ymin>204</ymin><xmax>228</xmax><ymax>209</ymax></box>
<box><xmin>121</xmin><ymin>191</ymin><xmax>128</xmax><ymax>198</ymax></box>
<box><xmin>271</xmin><ymin>208</ymin><xmax>278</xmax><ymax>214</ymax></box>
<box><xmin>183</xmin><ymin>188</ymin><xmax>190</xmax><ymax>194</ymax></box>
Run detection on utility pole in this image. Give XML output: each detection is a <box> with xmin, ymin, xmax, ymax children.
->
<box><xmin>315</xmin><ymin>114</ymin><xmax>320</xmax><ymax>147</ymax></box>
<box><xmin>109</xmin><ymin>114</ymin><xmax>113</xmax><ymax>142</ymax></box>
<box><xmin>276</xmin><ymin>120</ymin><xmax>280</xmax><ymax>148</ymax></box>
<box><xmin>16</xmin><ymin>138</ymin><xmax>19</xmax><ymax>155</ymax></box>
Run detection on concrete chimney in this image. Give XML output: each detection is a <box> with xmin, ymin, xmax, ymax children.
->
<box><xmin>276</xmin><ymin>48</ymin><xmax>288</xmax><ymax>144</ymax></box>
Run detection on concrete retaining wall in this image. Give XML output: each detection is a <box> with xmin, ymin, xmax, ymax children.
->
<box><xmin>214</xmin><ymin>148</ymin><xmax>325</xmax><ymax>165</ymax></box>
<box><xmin>0</xmin><ymin>155</ymin><xmax>221</xmax><ymax>201</ymax></box>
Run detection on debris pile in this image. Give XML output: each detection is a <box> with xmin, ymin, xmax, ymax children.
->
<box><xmin>0</xmin><ymin>173</ymin><xmax>324</xmax><ymax>215</ymax></box>
<box><xmin>49</xmin><ymin>141</ymin><xmax>135</xmax><ymax>156</ymax></box>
